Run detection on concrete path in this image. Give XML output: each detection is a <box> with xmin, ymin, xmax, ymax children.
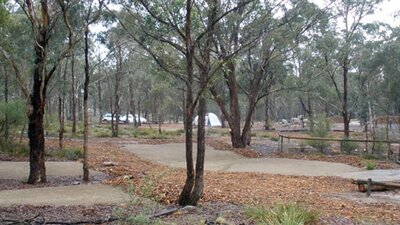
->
<box><xmin>0</xmin><ymin>161</ymin><xmax>129</xmax><ymax>207</ymax></box>
<box><xmin>341</xmin><ymin>169</ymin><xmax>400</xmax><ymax>182</ymax></box>
<box><xmin>0</xmin><ymin>184</ymin><xmax>129</xmax><ymax>207</ymax></box>
<box><xmin>122</xmin><ymin>143</ymin><xmax>361</xmax><ymax>177</ymax></box>
<box><xmin>0</xmin><ymin>161</ymin><xmax>104</xmax><ymax>179</ymax></box>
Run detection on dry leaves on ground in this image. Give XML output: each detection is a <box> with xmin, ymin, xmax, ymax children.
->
<box><xmin>72</xmin><ymin>138</ymin><xmax>400</xmax><ymax>224</ymax></box>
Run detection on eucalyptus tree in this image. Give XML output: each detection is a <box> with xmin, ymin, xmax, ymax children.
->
<box><xmin>0</xmin><ymin>0</ymin><xmax>79</xmax><ymax>184</ymax></box>
<box><xmin>112</xmin><ymin>0</ymin><xmax>234</xmax><ymax>205</ymax></box>
<box><xmin>322</xmin><ymin>0</ymin><xmax>382</xmax><ymax>137</ymax></box>
<box><xmin>82</xmin><ymin>0</ymin><xmax>104</xmax><ymax>182</ymax></box>
<box><xmin>211</xmin><ymin>0</ymin><xmax>325</xmax><ymax>147</ymax></box>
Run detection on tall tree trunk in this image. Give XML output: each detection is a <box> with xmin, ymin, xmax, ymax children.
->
<box><xmin>58</xmin><ymin>59</ymin><xmax>68</xmax><ymax>150</ymax></box>
<box><xmin>82</xmin><ymin>25</ymin><xmax>90</xmax><ymax>181</ymax></box>
<box><xmin>28</xmin><ymin>51</ymin><xmax>47</xmax><ymax>184</ymax></box>
<box><xmin>129</xmin><ymin>80</ymin><xmax>137</xmax><ymax>127</ymax></box>
<box><xmin>3</xmin><ymin>65</ymin><xmax>9</xmax><ymax>139</ymax></box>
<box><xmin>71</xmin><ymin>51</ymin><xmax>77</xmax><ymax>134</ymax></box>
<box><xmin>178</xmin><ymin>0</ymin><xmax>195</xmax><ymax>206</ymax></box>
<box><xmin>342</xmin><ymin>53</ymin><xmax>350</xmax><ymax>138</ymax></box>
<box><xmin>264</xmin><ymin>95</ymin><xmax>270</xmax><ymax>130</ymax></box>
<box><xmin>137</xmin><ymin>99</ymin><xmax>142</xmax><ymax>126</ymax></box>
<box><xmin>97</xmin><ymin>82</ymin><xmax>102</xmax><ymax>124</ymax></box>
<box><xmin>112</xmin><ymin>44</ymin><xmax>122</xmax><ymax>137</ymax></box>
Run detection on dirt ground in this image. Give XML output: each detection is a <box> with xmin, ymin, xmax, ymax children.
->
<box><xmin>2</xmin><ymin>127</ymin><xmax>400</xmax><ymax>224</ymax></box>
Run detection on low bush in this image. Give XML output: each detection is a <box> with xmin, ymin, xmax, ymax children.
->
<box><xmin>245</xmin><ymin>203</ymin><xmax>318</xmax><ymax>225</ymax></box>
<box><xmin>0</xmin><ymin>139</ymin><xmax>29</xmax><ymax>157</ymax></box>
<box><xmin>364</xmin><ymin>160</ymin><xmax>376</xmax><ymax>170</ymax></box>
<box><xmin>341</xmin><ymin>138</ymin><xmax>358</xmax><ymax>154</ymax></box>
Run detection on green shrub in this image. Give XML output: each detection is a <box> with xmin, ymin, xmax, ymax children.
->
<box><xmin>49</xmin><ymin>147</ymin><xmax>84</xmax><ymax>160</ymax></box>
<box><xmin>365</xmin><ymin>160</ymin><xmax>376</xmax><ymax>170</ymax></box>
<box><xmin>65</xmin><ymin>148</ymin><xmax>82</xmax><ymax>160</ymax></box>
<box><xmin>307</xmin><ymin>114</ymin><xmax>331</xmax><ymax>152</ymax></box>
<box><xmin>0</xmin><ymin>139</ymin><xmax>29</xmax><ymax>157</ymax></box>
<box><xmin>310</xmin><ymin>114</ymin><xmax>330</xmax><ymax>138</ymax></box>
<box><xmin>245</xmin><ymin>203</ymin><xmax>317</xmax><ymax>225</ymax></box>
<box><xmin>270</xmin><ymin>136</ymin><xmax>279</xmax><ymax>142</ymax></box>
<box><xmin>306</xmin><ymin>139</ymin><xmax>329</xmax><ymax>152</ymax></box>
<box><xmin>341</xmin><ymin>138</ymin><xmax>358</xmax><ymax>154</ymax></box>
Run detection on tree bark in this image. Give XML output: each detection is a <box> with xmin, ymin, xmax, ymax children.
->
<box><xmin>3</xmin><ymin>65</ymin><xmax>9</xmax><ymax>139</ymax></box>
<box><xmin>264</xmin><ymin>95</ymin><xmax>270</xmax><ymax>130</ymax></box>
<box><xmin>178</xmin><ymin>0</ymin><xmax>195</xmax><ymax>206</ymax></box>
<box><xmin>58</xmin><ymin>59</ymin><xmax>67</xmax><ymax>150</ymax></box>
<box><xmin>112</xmin><ymin>44</ymin><xmax>122</xmax><ymax>137</ymax></box>
<box><xmin>71</xmin><ymin>51</ymin><xmax>77</xmax><ymax>133</ymax></box>
<box><xmin>342</xmin><ymin>57</ymin><xmax>350</xmax><ymax>138</ymax></box>
<box><xmin>83</xmin><ymin>24</ymin><xmax>90</xmax><ymax>182</ymax></box>
<box><xmin>28</xmin><ymin>46</ymin><xmax>47</xmax><ymax>184</ymax></box>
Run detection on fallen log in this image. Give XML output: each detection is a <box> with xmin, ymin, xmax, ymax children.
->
<box><xmin>352</xmin><ymin>179</ymin><xmax>400</xmax><ymax>193</ymax></box>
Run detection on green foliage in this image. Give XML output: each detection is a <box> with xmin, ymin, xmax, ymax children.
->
<box><xmin>306</xmin><ymin>139</ymin><xmax>329</xmax><ymax>153</ymax></box>
<box><xmin>310</xmin><ymin>114</ymin><xmax>330</xmax><ymax>138</ymax></box>
<box><xmin>270</xmin><ymin>136</ymin><xmax>279</xmax><ymax>142</ymax></box>
<box><xmin>245</xmin><ymin>203</ymin><xmax>317</xmax><ymax>225</ymax></box>
<box><xmin>364</xmin><ymin>160</ymin><xmax>376</xmax><ymax>170</ymax></box>
<box><xmin>48</xmin><ymin>147</ymin><xmax>83</xmax><ymax>160</ymax></box>
<box><xmin>341</xmin><ymin>138</ymin><xmax>358</xmax><ymax>154</ymax></box>
<box><xmin>131</xmin><ymin>128</ymin><xmax>184</xmax><ymax>139</ymax></box>
<box><xmin>65</xmin><ymin>148</ymin><xmax>83</xmax><ymax>160</ymax></box>
<box><xmin>0</xmin><ymin>100</ymin><xmax>27</xmax><ymax>136</ymax></box>
<box><xmin>0</xmin><ymin>138</ymin><xmax>29</xmax><ymax>157</ymax></box>
<box><xmin>307</xmin><ymin>114</ymin><xmax>330</xmax><ymax>152</ymax></box>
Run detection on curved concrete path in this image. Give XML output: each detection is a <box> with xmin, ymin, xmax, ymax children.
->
<box><xmin>0</xmin><ymin>161</ymin><xmax>129</xmax><ymax>206</ymax></box>
<box><xmin>122</xmin><ymin>143</ymin><xmax>361</xmax><ymax>177</ymax></box>
<box><xmin>0</xmin><ymin>184</ymin><xmax>128</xmax><ymax>207</ymax></box>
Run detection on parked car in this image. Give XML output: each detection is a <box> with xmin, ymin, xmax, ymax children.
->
<box><xmin>119</xmin><ymin>114</ymin><xmax>148</xmax><ymax>124</ymax></box>
<box><xmin>101</xmin><ymin>113</ymin><xmax>124</xmax><ymax>123</ymax></box>
<box><xmin>135</xmin><ymin>115</ymin><xmax>147</xmax><ymax>124</ymax></box>
<box><xmin>101</xmin><ymin>113</ymin><xmax>113</xmax><ymax>122</ymax></box>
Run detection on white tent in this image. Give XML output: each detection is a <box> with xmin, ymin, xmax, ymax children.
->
<box><xmin>193</xmin><ymin>112</ymin><xmax>222</xmax><ymax>127</ymax></box>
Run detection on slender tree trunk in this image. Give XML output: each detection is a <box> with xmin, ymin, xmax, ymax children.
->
<box><xmin>82</xmin><ymin>25</ymin><xmax>90</xmax><ymax>181</ymax></box>
<box><xmin>112</xmin><ymin>44</ymin><xmax>122</xmax><ymax>137</ymax></box>
<box><xmin>264</xmin><ymin>95</ymin><xmax>270</xmax><ymax>130</ymax></box>
<box><xmin>97</xmin><ymin>82</ymin><xmax>103</xmax><ymax>123</ymax></box>
<box><xmin>178</xmin><ymin>0</ymin><xmax>195</xmax><ymax>205</ymax></box>
<box><xmin>58</xmin><ymin>59</ymin><xmax>67</xmax><ymax>150</ymax></box>
<box><xmin>138</xmin><ymin>99</ymin><xmax>142</xmax><ymax>126</ymax></box>
<box><xmin>71</xmin><ymin>51</ymin><xmax>77</xmax><ymax>134</ymax></box>
<box><xmin>129</xmin><ymin>81</ymin><xmax>137</xmax><ymax>127</ymax></box>
<box><xmin>3</xmin><ymin>65</ymin><xmax>9</xmax><ymax>139</ymax></box>
<box><xmin>342</xmin><ymin>58</ymin><xmax>350</xmax><ymax>138</ymax></box>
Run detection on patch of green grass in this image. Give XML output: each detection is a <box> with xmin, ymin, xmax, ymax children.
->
<box><xmin>270</xmin><ymin>136</ymin><xmax>279</xmax><ymax>142</ymax></box>
<box><xmin>362</xmin><ymin>154</ymin><xmax>379</xmax><ymax>160</ymax></box>
<box><xmin>306</xmin><ymin>139</ymin><xmax>329</xmax><ymax>153</ymax></box>
<box><xmin>245</xmin><ymin>203</ymin><xmax>318</xmax><ymax>225</ymax></box>
<box><xmin>47</xmin><ymin>147</ymin><xmax>83</xmax><ymax>161</ymax></box>
<box><xmin>364</xmin><ymin>160</ymin><xmax>376</xmax><ymax>170</ymax></box>
<box><xmin>131</xmin><ymin>128</ymin><xmax>184</xmax><ymax>139</ymax></box>
<box><xmin>0</xmin><ymin>139</ymin><xmax>29</xmax><ymax>157</ymax></box>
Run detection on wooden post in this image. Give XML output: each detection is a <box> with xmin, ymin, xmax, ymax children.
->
<box><xmin>280</xmin><ymin>135</ymin><xmax>284</xmax><ymax>153</ymax></box>
<box><xmin>366</xmin><ymin>178</ymin><xmax>372</xmax><ymax>197</ymax></box>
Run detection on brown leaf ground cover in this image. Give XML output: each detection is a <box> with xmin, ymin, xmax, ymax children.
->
<box><xmin>48</xmin><ymin>137</ymin><xmax>400</xmax><ymax>224</ymax></box>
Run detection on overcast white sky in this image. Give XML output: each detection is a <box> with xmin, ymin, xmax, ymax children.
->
<box><xmin>311</xmin><ymin>0</ymin><xmax>400</xmax><ymax>26</ymax></box>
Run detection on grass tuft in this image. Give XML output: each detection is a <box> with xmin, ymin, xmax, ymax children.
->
<box><xmin>245</xmin><ymin>203</ymin><xmax>318</xmax><ymax>225</ymax></box>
